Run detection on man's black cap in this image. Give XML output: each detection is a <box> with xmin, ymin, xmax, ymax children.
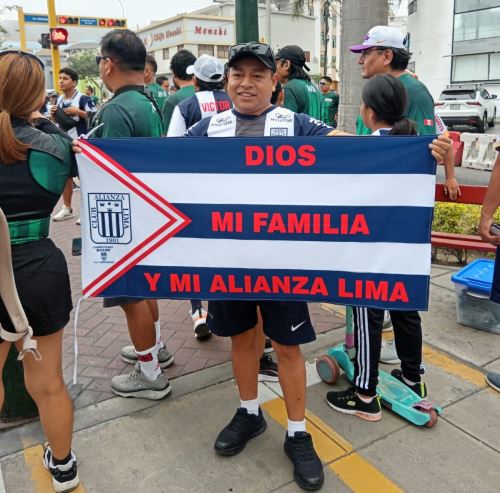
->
<box><xmin>276</xmin><ymin>45</ymin><xmax>310</xmax><ymax>71</ymax></box>
<box><xmin>228</xmin><ymin>42</ymin><xmax>276</xmax><ymax>71</ymax></box>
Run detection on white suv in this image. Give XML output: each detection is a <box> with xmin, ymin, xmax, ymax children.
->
<box><xmin>435</xmin><ymin>84</ymin><xmax>497</xmax><ymax>133</ymax></box>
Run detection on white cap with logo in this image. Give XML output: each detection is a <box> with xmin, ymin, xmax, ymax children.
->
<box><xmin>349</xmin><ymin>26</ymin><xmax>408</xmax><ymax>53</ymax></box>
<box><xmin>186</xmin><ymin>54</ymin><xmax>225</xmax><ymax>83</ymax></box>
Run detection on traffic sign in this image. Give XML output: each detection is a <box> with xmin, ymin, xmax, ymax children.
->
<box><xmin>24</xmin><ymin>13</ymin><xmax>127</xmax><ymax>28</ymax></box>
<box><xmin>50</xmin><ymin>27</ymin><xmax>69</xmax><ymax>45</ymax></box>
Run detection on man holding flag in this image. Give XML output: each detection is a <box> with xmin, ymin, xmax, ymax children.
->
<box><xmin>90</xmin><ymin>29</ymin><xmax>173</xmax><ymax>400</ymax></box>
<box><xmin>186</xmin><ymin>42</ymin><xmax>331</xmax><ymax>491</ymax></box>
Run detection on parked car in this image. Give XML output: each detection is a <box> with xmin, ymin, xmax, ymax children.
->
<box><xmin>435</xmin><ymin>84</ymin><xmax>497</xmax><ymax>133</ymax></box>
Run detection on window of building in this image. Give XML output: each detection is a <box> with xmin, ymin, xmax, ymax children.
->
<box><xmin>409</xmin><ymin>0</ymin><xmax>418</xmax><ymax>14</ymax></box>
<box><xmin>177</xmin><ymin>45</ymin><xmax>184</xmax><ymax>52</ymax></box>
<box><xmin>162</xmin><ymin>48</ymin><xmax>169</xmax><ymax>60</ymax></box>
<box><xmin>198</xmin><ymin>44</ymin><xmax>214</xmax><ymax>56</ymax></box>
<box><xmin>454</xmin><ymin>6</ymin><xmax>500</xmax><ymax>41</ymax></box>
<box><xmin>489</xmin><ymin>53</ymin><xmax>500</xmax><ymax>79</ymax></box>
<box><xmin>452</xmin><ymin>53</ymin><xmax>489</xmax><ymax>81</ymax></box>
<box><xmin>455</xmin><ymin>0</ymin><xmax>500</xmax><ymax>14</ymax></box>
<box><xmin>217</xmin><ymin>45</ymin><xmax>229</xmax><ymax>59</ymax></box>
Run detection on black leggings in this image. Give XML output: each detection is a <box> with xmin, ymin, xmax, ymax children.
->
<box><xmin>353</xmin><ymin>308</ymin><xmax>423</xmax><ymax>397</ymax></box>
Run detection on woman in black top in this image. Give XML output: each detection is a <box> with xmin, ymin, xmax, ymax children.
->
<box><xmin>0</xmin><ymin>51</ymin><xmax>79</xmax><ymax>492</ymax></box>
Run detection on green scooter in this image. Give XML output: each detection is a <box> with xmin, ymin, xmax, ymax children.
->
<box><xmin>316</xmin><ymin>307</ymin><xmax>441</xmax><ymax>427</ymax></box>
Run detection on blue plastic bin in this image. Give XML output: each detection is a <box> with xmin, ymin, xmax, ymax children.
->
<box><xmin>451</xmin><ymin>259</ymin><xmax>500</xmax><ymax>334</ymax></box>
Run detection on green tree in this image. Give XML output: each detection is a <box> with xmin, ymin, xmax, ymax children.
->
<box><xmin>67</xmin><ymin>51</ymin><xmax>100</xmax><ymax>86</ymax></box>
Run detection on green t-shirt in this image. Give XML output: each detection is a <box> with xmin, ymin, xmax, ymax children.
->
<box><xmin>7</xmin><ymin>134</ymin><xmax>75</xmax><ymax>244</ymax></box>
<box><xmin>162</xmin><ymin>85</ymin><xmax>196</xmax><ymax>134</ymax></box>
<box><xmin>283</xmin><ymin>79</ymin><xmax>322</xmax><ymax>120</ymax></box>
<box><xmin>147</xmin><ymin>82</ymin><xmax>169</xmax><ymax>113</ymax></box>
<box><xmin>91</xmin><ymin>86</ymin><xmax>164</xmax><ymax>138</ymax></box>
<box><xmin>356</xmin><ymin>73</ymin><xmax>437</xmax><ymax>136</ymax></box>
<box><xmin>320</xmin><ymin>90</ymin><xmax>339</xmax><ymax>127</ymax></box>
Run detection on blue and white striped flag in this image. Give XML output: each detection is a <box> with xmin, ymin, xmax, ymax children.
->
<box><xmin>77</xmin><ymin>136</ymin><xmax>436</xmax><ymax>310</ymax></box>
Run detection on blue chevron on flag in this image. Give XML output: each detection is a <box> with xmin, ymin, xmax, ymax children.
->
<box><xmin>76</xmin><ymin>135</ymin><xmax>437</xmax><ymax>310</ymax></box>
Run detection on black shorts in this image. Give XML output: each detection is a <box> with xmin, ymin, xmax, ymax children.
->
<box><xmin>103</xmin><ymin>297</ymin><xmax>144</xmax><ymax>308</ymax></box>
<box><xmin>0</xmin><ymin>238</ymin><xmax>72</xmax><ymax>343</ymax></box>
<box><xmin>207</xmin><ymin>300</ymin><xmax>316</xmax><ymax>346</ymax></box>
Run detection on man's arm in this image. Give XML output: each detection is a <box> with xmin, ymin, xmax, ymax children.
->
<box><xmin>166</xmin><ymin>105</ymin><xmax>187</xmax><ymax>137</ymax></box>
<box><xmin>441</xmin><ymin>138</ymin><xmax>460</xmax><ymax>200</ymax></box>
<box><xmin>162</xmin><ymin>98</ymin><xmax>176</xmax><ymax>133</ymax></box>
<box><xmin>407</xmin><ymin>89</ymin><xmax>436</xmax><ymax>136</ymax></box>
<box><xmin>479</xmin><ymin>151</ymin><xmax>500</xmax><ymax>245</ymax></box>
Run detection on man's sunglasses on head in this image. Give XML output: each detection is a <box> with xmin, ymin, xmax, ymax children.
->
<box><xmin>229</xmin><ymin>42</ymin><xmax>273</xmax><ymax>59</ymax></box>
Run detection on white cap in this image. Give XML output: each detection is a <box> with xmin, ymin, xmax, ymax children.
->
<box><xmin>350</xmin><ymin>26</ymin><xmax>408</xmax><ymax>53</ymax></box>
<box><xmin>186</xmin><ymin>54</ymin><xmax>225</xmax><ymax>83</ymax></box>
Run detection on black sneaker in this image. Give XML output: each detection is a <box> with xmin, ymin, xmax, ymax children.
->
<box><xmin>258</xmin><ymin>354</ymin><xmax>279</xmax><ymax>382</ymax></box>
<box><xmin>43</xmin><ymin>446</ymin><xmax>80</xmax><ymax>493</ymax></box>
<box><xmin>391</xmin><ymin>369</ymin><xmax>427</xmax><ymax>398</ymax></box>
<box><xmin>284</xmin><ymin>432</ymin><xmax>324</xmax><ymax>491</ymax></box>
<box><xmin>326</xmin><ymin>387</ymin><xmax>382</xmax><ymax>422</ymax></box>
<box><xmin>214</xmin><ymin>408</ymin><xmax>267</xmax><ymax>456</ymax></box>
<box><xmin>264</xmin><ymin>337</ymin><xmax>274</xmax><ymax>354</ymax></box>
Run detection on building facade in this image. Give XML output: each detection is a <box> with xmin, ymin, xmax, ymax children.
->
<box><xmin>136</xmin><ymin>1</ymin><xmax>338</xmax><ymax>80</ymax></box>
<box><xmin>407</xmin><ymin>0</ymin><xmax>500</xmax><ymax>100</ymax></box>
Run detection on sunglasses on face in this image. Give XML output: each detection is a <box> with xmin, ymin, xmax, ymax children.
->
<box><xmin>0</xmin><ymin>50</ymin><xmax>45</xmax><ymax>70</ymax></box>
<box><xmin>95</xmin><ymin>54</ymin><xmax>121</xmax><ymax>67</ymax></box>
<box><xmin>319</xmin><ymin>82</ymin><xmax>327</xmax><ymax>86</ymax></box>
<box><xmin>360</xmin><ymin>47</ymin><xmax>385</xmax><ymax>58</ymax></box>
<box><xmin>229</xmin><ymin>42</ymin><xmax>273</xmax><ymax>60</ymax></box>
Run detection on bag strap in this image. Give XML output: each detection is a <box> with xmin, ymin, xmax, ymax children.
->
<box><xmin>0</xmin><ymin>209</ymin><xmax>41</xmax><ymax>360</ymax></box>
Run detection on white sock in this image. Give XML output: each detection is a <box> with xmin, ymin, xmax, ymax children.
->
<box><xmin>357</xmin><ymin>393</ymin><xmax>375</xmax><ymax>403</ymax></box>
<box><xmin>154</xmin><ymin>319</ymin><xmax>164</xmax><ymax>349</ymax></box>
<box><xmin>287</xmin><ymin>419</ymin><xmax>306</xmax><ymax>437</ymax></box>
<box><xmin>240</xmin><ymin>398</ymin><xmax>259</xmax><ymax>416</ymax></box>
<box><xmin>403</xmin><ymin>376</ymin><xmax>418</xmax><ymax>386</ymax></box>
<box><xmin>135</xmin><ymin>346</ymin><xmax>161</xmax><ymax>380</ymax></box>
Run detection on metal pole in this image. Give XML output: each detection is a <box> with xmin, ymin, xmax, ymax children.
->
<box><xmin>235</xmin><ymin>0</ymin><xmax>259</xmax><ymax>43</ymax></box>
<box><xmin>266</xmin><ymin>0</ymin><xmax>272</xmax><ymax>46</ymax></box>
<box><xmin>47</xmin><ymin>0</ymin><xmax>61</xmax><ymax>92</ymax></box>
<box><xmin>17</xmin><ymin>7</ymin><xmax>27</xmax><ymax>51</ymax></box>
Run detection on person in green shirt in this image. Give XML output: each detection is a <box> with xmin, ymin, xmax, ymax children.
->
<box><xmin>145</xmin><ymin>54</ymin><xmax>168</xmax><ymax>111</ymax></box>
<box><xmin>350</xmin><ymin>26</ymin><xmax>440</xmax><ymax>137</ymax></box>
<box><xmin>275</xmin><ymin>45</ymin><xmax>322</xmax><ymax>120</ymax></box>
<box><xmin>319</xmin><ymin>75</ymin><xmax>339</xmax><ymax>127</ymax></box>
<box><xmin>91</xmin><ymin>29</ymin><xmax>171</xmax><ymax>400</ymax></box>
<box><xmin>162</xmin><ymin>49</ymin><xmax>196</xmax><ymax>133</ymax></box>
<box><xmin>85</xmin><ymin>85</ymin><xmax>99</xmax><ymax>106</ymax></box>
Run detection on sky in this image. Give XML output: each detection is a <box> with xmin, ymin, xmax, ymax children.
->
<box><xmin>0</xmin><ymin>0</ymin><xmax>216</xmax><ymax>29</ymax></box>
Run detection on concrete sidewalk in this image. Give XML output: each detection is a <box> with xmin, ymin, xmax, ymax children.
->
<box><xmin>1</xmin><ymin>263</ymin><xmax>500</xmax><ymax>492</ymax></box>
